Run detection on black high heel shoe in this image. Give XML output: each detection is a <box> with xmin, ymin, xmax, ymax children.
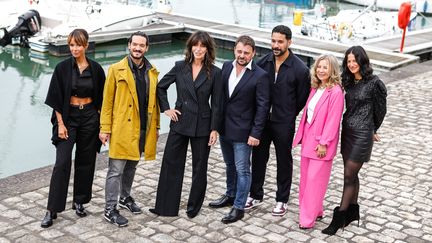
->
<box><xmin>321</xmin><ymin>206</ymin><xmax>347</xmax><ymax>235</ymax></box>
<box><xmin>344</xmin><ymin>204</ymin><xmax>360</xmax><ymax>227</ymax></box>
<box><xmin>41</xmin><ymin>211</ymin><xmax>57</xmax><ymax>228</ymax></box>
<box><xmin>72</xmin><ymin>202</ymin><xmax>87</xmax><ymax>217</ymax></box>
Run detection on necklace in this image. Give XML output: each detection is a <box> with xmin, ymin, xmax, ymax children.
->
<box><xmin>354</xmin><ymin>78</ymin><xmax>362</xmax><ymax>84</ymax></box>
<box><xmin>78</xmin><ymin>63</ymin><xmax>88</xmax><ymax>69</ymax></box>
<box><xmin>77</xmin><ymin>61</ymin><xmax>88</xmax><ymax>70</ymax></box>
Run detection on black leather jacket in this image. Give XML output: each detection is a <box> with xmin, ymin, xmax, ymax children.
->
<box><xmin>342</xmin><ymin>75</ymin><xmax>387</xmax><ymax>133</ymax></box>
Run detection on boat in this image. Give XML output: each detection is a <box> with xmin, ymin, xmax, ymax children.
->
<box><xmin>343</xmin><ymin>0</ymin><xmax>432</xmax><ymax>14</ymax></box>
<box><xmin>297</xmin><ymin>2</ymin><xmax>418</xmax><ymax>43</ymax></box>
<box><xmin>0</xmin><ymin>0</ymin><xmax>172</xmax><ymax>51</ymax></box>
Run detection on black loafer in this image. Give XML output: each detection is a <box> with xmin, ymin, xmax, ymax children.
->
<box><xmin>221</xmin><ymin>208</ymin><xmax>244</xmax><ymax>224</ymax></box>
<box><xmin>72</xmin><ymin>202</ymin><xmax>87</xmax><ymax>217</ymax></box>
<box><xmin>41</xmin><ymin>211</ymin><xmax>57</xmax><ymax>228</ymax></box>
<box><xmin>209</xmin><ymin>194</ymin><xmax>235</xmax><ymax>208</ymax></box>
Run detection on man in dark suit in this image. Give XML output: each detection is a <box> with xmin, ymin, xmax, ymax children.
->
<box><xmin>246</xmin><ymin>25</ymin><xmax>310</xmax><ymax>216</ymax></box>
<box><xmin>208</xmin><ymin>35</ymin><xmax>270</xmax><ymax>224</ymax></box>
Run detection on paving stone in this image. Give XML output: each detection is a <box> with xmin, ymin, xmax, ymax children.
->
<box><xmin>171</xmin><ymin>230</ymin><xmax>191</xmax><ymax>240</ymax></box>
<box><xmin>382</xmin><ymin>229</ymin><xmax>408</xmax><ymax>240</ymax></box>
<box><xmin>351</xmin><ymin>236</ymin><xmax>374</xmax><ymax>242</ymax></box>
<box><xmin>0</xmin><ymin>238</ymin><xmax>11</xmax><ymax>243</ymax></box>
<box><xmin>242</xmin><ymin>224</ymin><xmax>269</xmax><ymax>235</ymax></box>
<box><xmin>187</xmin><ymin>235</ymin><xmax>207</xmax><ymax>243</ymax></box>
<box><xmin>86</xmin><ymin>236</ymin><xmax>114</xmax><ymax>243</ymax></box>
<box><xmin>203</xmin><ymin>231</ymin><xmax>226</xmax><ymax>242</ymax></box>
<box><xmin>14</xmin><ymin>235</ymin><xmax>44</xmax><ymax>243</ymax></box>
<box><xmin>150</xmin><ymin>233</ymin><xmax>175</xmax><ymax>242</ymax></box>
<box><xmin>264</xmin><ymin>232</ymin><xmax>289</xmax><ymax>243</ymax></box>
<box><xmin>5</xmin><ymin>229</ymin><xmax>29</xmax><ymax>240</ymax></box>
<box><xmin>39</xmin><ymin>229</ymin><xmax>64</xmax><ymax>239</ymax></box>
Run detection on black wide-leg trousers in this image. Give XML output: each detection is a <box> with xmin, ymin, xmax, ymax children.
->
<box><xmin>47</xmin><ymin>105</ymin><xmax>99</xmax><ymax>212</ymax></box>
<box><xmin>153</xmin><ymin>130</ymin><xmax>210</xmax><ymax>216</ymax></box>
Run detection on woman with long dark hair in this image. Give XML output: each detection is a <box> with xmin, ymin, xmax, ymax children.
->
<box><xmin>322</xmin><ymin>46</ymin><xmax>387</xmax><ymax>235</ymax></box>
<box><xmin>149</xmin><ymin>31</ymin><xmax>222</xmax><ymax>218</ymax></box>
<box><xmin>41</xmin><ymin>29</ymin><xmax>105</xmax><ymax>228</ymax></box>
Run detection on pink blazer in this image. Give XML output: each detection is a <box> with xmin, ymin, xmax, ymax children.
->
<box><xmin>293</xmin><ymin>85</ymin><xmax>344</xmax><ymax>160</ymax></box>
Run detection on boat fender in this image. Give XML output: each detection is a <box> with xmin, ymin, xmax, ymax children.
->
<box><xmin>338</xmin><ymin>22</ymin><xmax>352</xmax><ymax>39</ymax></box>
<box><xmin>398</xmin><ymin>2</ymin><xmax>411</xmax><ymax>29</ymax></box>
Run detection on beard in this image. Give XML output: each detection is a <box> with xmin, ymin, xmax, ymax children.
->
<box><xmin>236</xmin><ymin>58</ymin><xmax>249</xmax><ymax>66</ymax></box>
<box><xmin>130</xmin><ymin>50</ymin><xmax>144</xmax><ymax>60</ymax></box>
<box><xmin>272</xmin><ymin>48</ymin><xmax>287</xmax><ymax>57</ymax></box>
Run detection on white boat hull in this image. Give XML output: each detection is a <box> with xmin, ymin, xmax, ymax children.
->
<box><xmin>343</xmin><ymin>0</ymin><xmax>432</xmax><ymax>14</ymax></box>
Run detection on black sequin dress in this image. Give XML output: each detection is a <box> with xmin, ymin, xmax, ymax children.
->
<box><xmin>341</xmin><ymin>75</ymin><xmax>387</xmax><ymax>162</ymax></box>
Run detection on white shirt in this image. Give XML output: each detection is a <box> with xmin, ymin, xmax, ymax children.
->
<box><xmin>307</xmin><ymin>88</ymin><xmax>326</xmax><ymax>124</ymax></box>
<box><xmin>228</xmin><ymin>60</ymin><xmax>253</xmax><ymax>97</ymax></box>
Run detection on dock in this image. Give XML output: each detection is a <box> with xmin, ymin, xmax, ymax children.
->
<box><xmin>45</xmin><ymin>12</ymin><xmax>432</xmax><ymax>71</ymax></box>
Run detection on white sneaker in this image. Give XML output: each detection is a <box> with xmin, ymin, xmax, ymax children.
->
<box><xmin>244</xmin><ymin>197</ymin><xmax>263</xmax><ymax>210</ymax></box>
<box><xmin>272</xmin><ymin>202</ymin><xmax>287</xmax><ymax>216</ymax></box>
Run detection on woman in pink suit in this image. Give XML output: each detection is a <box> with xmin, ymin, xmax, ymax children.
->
<box><xmin>293</xmin><ymin>54</ymin><xmax>344</xmax><ymax>229</ymax></box>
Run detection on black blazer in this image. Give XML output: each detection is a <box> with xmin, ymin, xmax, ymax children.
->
<box><xmin>256</xmin><ymin>50</ymin><xmax>310</xmax><ymax>129</ymax></box>
<box><xmin>219</xmin><ymin>61</ymin><xmax>270</xmax><ymax>143</ymax></box>
<box><xmin>157</xmin><ymin>60</ymin><xmax>223</xmax><ymax>137</ymax></box>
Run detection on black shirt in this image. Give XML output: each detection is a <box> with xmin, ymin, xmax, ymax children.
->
<box><xmin>128</xmin><ymin>56</ymin><xmax>150</xmax><ymax>152</ymax></box>
<box><xmin>256</xmin><ymin>50</ymin><xmax>310</xmax><ymax>126</ymax></box>
<box><xmin>71</xmin><ymin>64</ymin><xmax>93</xmax><ymax>98</ymax></box>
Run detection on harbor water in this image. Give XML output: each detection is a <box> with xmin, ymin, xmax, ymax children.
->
<box><xmin>0</xmin><ymin>0</ymin><xmax>431</xmax><ymax>178</ymax></box>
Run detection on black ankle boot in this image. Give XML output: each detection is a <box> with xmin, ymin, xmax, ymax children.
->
<box><xmin>321</xmin><ymin>206</ymin><xmax>347</xmax><ymax>235</ymax></box>
<box><xmin>344</xmin><ymin>204</ymin><xmax>360</xmax><ymax>227</ymax></box>
<box><xmin>41</xmin><ymin>211</ymin><xmax>57</xmax><ymax>228</ymax></box>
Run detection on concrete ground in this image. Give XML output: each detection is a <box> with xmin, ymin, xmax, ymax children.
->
<box><xmin>0</xmin><ymin>60</ymin><xmax>431</xmax><ymax>242</ymax></box>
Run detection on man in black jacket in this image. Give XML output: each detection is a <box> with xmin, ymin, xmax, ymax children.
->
<box><xmin>208</xmin><ymin>35</ymin><xmax>270</xmax><ymax>224</ymax></box>
<box><xmin>246</xmin><ymin>25</ymin><xmax>310</xmax><ymax>216</ymax></box>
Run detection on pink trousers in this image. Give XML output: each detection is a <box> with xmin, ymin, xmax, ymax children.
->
<box><xmin>299</xmin><ymin>156</ymin><xmax>333</xmax><ymax>228</ymax></box>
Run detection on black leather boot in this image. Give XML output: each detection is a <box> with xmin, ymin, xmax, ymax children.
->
<box><xmin>41</xmin><ymin>211</ymin><xmax>57</xmax><ymax>228</ymax></box>
<box><xmin>321</xmin><ymin>206</ymin><xmax>347</xmax><ymax>235</ymax></box>
<box><xmin>344</xmin><ymin>204</ymin><xmax>360</xmax><ymax>227</ymax></box>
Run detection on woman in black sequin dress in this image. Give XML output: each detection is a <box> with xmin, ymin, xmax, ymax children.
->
<box><xmin>322</xmin><ymin>46</ymin><xmax>387</xmax><ymax>235</ymax></box>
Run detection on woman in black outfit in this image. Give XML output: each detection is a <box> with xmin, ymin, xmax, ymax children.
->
<box><xmin>322</xmin><ymin>46</ymin><xmax>387</xmax><ymax>235</ymax></box>
<box><xmin>41</xmin><ymin>29</ymin><xmax>105</xmax><ymax>228</ymax></box>
<box><xmin>149</xmin><ymin>31</ymin><xmax>222</xmax><ymax>218</ymax></box>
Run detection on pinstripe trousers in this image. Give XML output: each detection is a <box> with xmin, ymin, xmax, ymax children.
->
<box><xmin>152</xmin><ymin>130</ymin><xmax>210</xmax><ymax>216</ymax></box>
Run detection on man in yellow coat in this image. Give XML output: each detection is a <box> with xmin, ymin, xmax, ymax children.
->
<box><xmin>99</xmin><ymin>31</ymin><xmax>160</xmax><ymax>227</ymax></box>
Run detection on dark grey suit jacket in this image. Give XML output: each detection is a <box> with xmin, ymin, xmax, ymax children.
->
<box><xmin>157</xmin><ymin>60</ymin><xmax>223</xmax><ymax>137</ymax></box>
<box><xmin>219</xmin><ymin>60</ymin><xmax>270</xmax><ymax>143</ymax></box>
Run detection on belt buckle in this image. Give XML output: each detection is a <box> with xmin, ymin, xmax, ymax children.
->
<box><xmin>79</xmin><ymin>104</ymin><xmax>84</xmax><ymax>110</ymax></box>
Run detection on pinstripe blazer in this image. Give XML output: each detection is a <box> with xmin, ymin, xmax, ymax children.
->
<box><xmin>157</xmin><ymin>60</ymin><xmax>223</xmax><ymax>137</ymax></box>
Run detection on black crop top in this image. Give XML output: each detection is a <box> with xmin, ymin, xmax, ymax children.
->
<box><xmin>71</xmin><ymin>65</ymin><xmax>93</xmax><ymax>98</ymax></box>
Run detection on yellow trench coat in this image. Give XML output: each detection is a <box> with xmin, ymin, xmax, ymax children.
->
<box><xmin>100</xmin><ymin>57</ymin><xmax>160</xmax><ymax>161</ymax></box>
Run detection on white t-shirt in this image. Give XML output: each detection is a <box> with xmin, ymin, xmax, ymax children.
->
<box><xmin>307</xmin><ymin>88</ymin><xmax>326</xmax><ymax>124</ymax></box>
